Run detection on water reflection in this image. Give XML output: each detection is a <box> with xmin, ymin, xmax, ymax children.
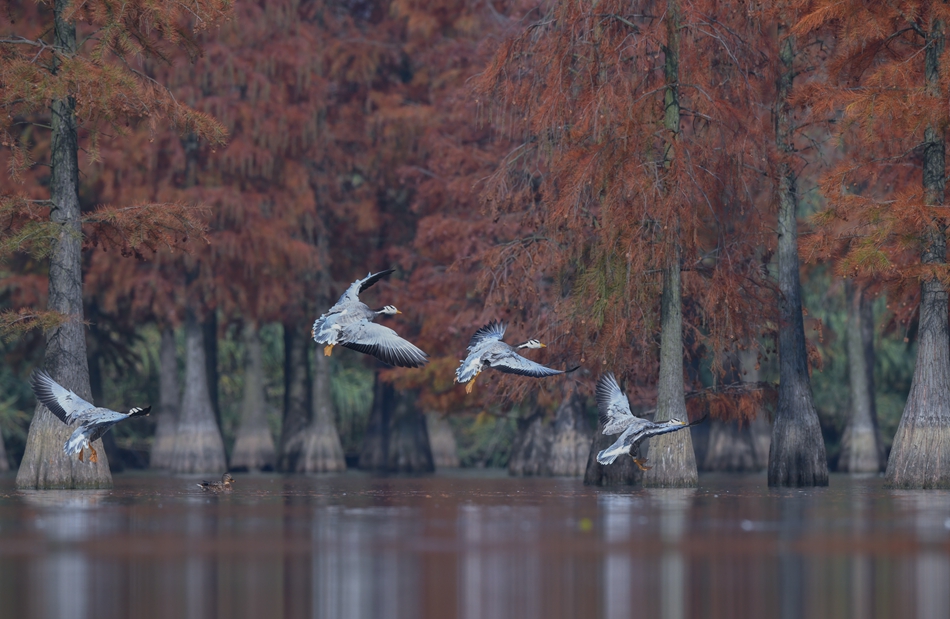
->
<box><xmin>1</xmin><ymin>474</ymin><xmax>950</xmax><ymax>619</ymax></box>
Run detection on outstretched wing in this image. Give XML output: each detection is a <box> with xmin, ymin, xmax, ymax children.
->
<box><xmin>488</xmin><ymin>351</ymin><xmax>566</xmax><ymax>378</ymax></box>
<box><xmin>341</xmin><ymin>321</ymin><xmax>429</xmax><ymax>368</ymax></box>
<box><xmin>337</xmin><ymin>269</ymin><xmax>395</xmax><ymax>306</ymax></box>
<box><xmin>30</xmin><ymin>369</ymin><xmax>96</xmax><ymax>424</ymax></box>
<box><xmin>597</xmin><ymin>372</ymin><xmax>643</xmax><ymax>435</ymax></box>
<box><xmin>467</xmin><ymin>320</ymin><xmax>507</xmax><ymax>351</ymax></box>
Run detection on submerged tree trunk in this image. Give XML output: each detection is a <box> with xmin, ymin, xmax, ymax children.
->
<box><xmin>547</xmin><ymin>390</ymin><xmax>592</xmax><ymax>477</ymax></box>
<box><xmin>151</xmin><ymin>326</ymin><xmax>180</xmax><ymax>469</ymax></box>
<box><xmin>359</xmin><ymin>375</ymin><xmax>391</xmax><ymax>471</ymax></box>
<box><xmin>278</xmin><ymin>324</ymin><xmax>310</xmax><ymax>471</ymax></box>
<box><xmin>295</xmin><ymin>347</ymin><xmax>346</xmax><ymax>473</ymax></box>
<box><xmin>886</xmin><ymin>19</ymin><xmax>950</xmax><ymax>488</ymax></box>
<box><xmin>839</xmin><ymin>282</ymin><xmax>883</xmax><ymax>473</ymax></box>
<box><xmin>768</xmin><ymin>27</ymin><xmax>829</xmax><ymax>487</ymax></box>
<box><xmin>644</xmin><ymin>0</ymin><xmax>697</xmax><ymax>488</ymax></box>
<box><xmin>170</xmin><ymin>311</ymin><xmax>227</xmax><ymax>474</ymax></box>
<box><xmin>230</xmin><ymin>324</ymin><xmax>277</xmax><ymax>472</ymax></box>
<box><xmin>508</xmin><ymin>409</ymin><xmax>552</xmax><ymax>477</ymax></box>
<box><xmin>17</xmin><ymin>0</ymin><xmax>112</xmax><ymax>489</ymax></box>
<box><xmin>203</xmin><ymin>312</ymin><xmax>220</xmax><ymax>428</ymax></box>
<box><xmin>427</xmin><ymin>414</ymin><xmax>460</xmax><ymax>469</ymax></box>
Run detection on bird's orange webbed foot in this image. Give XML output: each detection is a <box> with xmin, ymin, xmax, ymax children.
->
<box><xmin>633</xmin><ymin>457</ymin><xmax>651</xmax><ymax>471</ymax></box>
<box><xmin>465</xmin><ymin>375</ymin><xmax>477</xmax><ymax>394</ymax></box>
<box><xmin>89</xmin><ymin>446</ymin><xmax>98</xmax><ymax>464</ymax></box>
<box><xmin>324</xmin><ymin>344</ymin><xmax>334</xmax><ymax>357</ymax></box>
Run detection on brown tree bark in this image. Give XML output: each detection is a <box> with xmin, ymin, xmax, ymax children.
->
<box><xmin>150</xmin><ymin>326</ymin><xmax>180</xmax><ymax>469</ymax></box>
<box><xmin>169</xmin><ymin>310</ymin><xmax>227</xmax><ymax>474</ymax></box>
<box><xmin>294</xmin><ymin>346</ymin><xmax>346</xmax><ymax>473</ymax></box>
<box><xmin>583</xmin><ymin>426</ymin><xmax>643</xmax><ymax>486</ymax></box>
<box><xmin>547</xmin><ymin>390</ymin><xmax>592</xmax><ymax>477</ymax></box>
<box><xmin>885</xmin><ymin>17</ymin><xmax>950</xmax><ymax>488</ymax></box>
<box><xmin>230</xmin><ymin>323</ymin><xmax>277</xmax><ymax>471</ymax></box>
<box><xmin>277</xmin><ymin>324</ymin><xmax>310</xmax><ymax>471</ymax></box>
<box><xmin>16</xmin><ymin>0</ymin><xmax>112</xmax><ymax>489</ymax></box>
<box><xmin>768</xmin><ymin>26</ymin><xmax>828</xmax><ymax>487</ymax></box>
<box><xmin>426</xmin><ymin>413</ymin><xmax>460</xmax><ymax>469</ymax></box>
<box><xmin>839</xmin><ymin>282</ymin><xmax>883</xmax><ymax>473</ymax></box>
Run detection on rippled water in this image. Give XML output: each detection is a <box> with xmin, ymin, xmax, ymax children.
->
<box><xmin>0</xmin><ymin>471</ymin><xmax>949</xmax><ymax>619</ymax></box>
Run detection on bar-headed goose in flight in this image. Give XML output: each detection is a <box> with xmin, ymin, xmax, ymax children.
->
<box><xmin>455</xmin><ymin>320</ymin><xmax>577</xmax><ymax>393</ymax></box>
<box><xmin>29</xmin><ymin>369</ymin><xmax>151</xmax><ymax>463</ymax></box>
<box><xmin>311</xmin><ymin>269</ymin><xmax>428</xmax><ymax>368</ymax></box>
<box><xmin>595</xmin><ymin>372</ymin><xmax>692</xmax><ymax>470</ymax></box>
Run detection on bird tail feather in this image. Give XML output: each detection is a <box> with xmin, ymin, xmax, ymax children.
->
<box><xmin>63</xmin><ymin>429</ymin><xmax>87</xmax><ymax>456</ymax></box>
<box><xmin>597</xmin><ymin>441</ymin><xmax>628</xmax><ymax>465</ymax></box>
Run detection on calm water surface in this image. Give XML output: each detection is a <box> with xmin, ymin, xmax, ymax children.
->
<box><xmin>0</xmin><ymin>471</ymin><xmax>949</xmax><ymax>619</ymax></box>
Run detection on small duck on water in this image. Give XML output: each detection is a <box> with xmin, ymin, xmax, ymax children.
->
<box><xmin>197</xmin><ymin>473</ymin><xmax>235</xmax><ymax>493</ymax></box>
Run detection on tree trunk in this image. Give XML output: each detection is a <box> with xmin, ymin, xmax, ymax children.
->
<box><xmin>358</xmin><ymin>375</ymin><xmax>432</xmax><ymax>473</ymax></box>
<box><xmin>358</xmin><ymin>374</ymin><xmax>390</xmax><ymax>471</ymax></box>
<box><xmin>294</xmin><ymin>346</ymin><xmax>346</xmax><ymax>473</ymax></box>
<box><xmin>703</xmin><ymin>349</ymin><xmax>770</xmax><ymax>472</ymax></box>
<box><xmin>151</xmin><ymin>326</ymin><xmax>180</xmax><ymax>469</ymax></box>
<box><xmin>644</xmin><ymin>259</ymin><xmax>698</xmax><ymax>487</ymax></box>
<box><xmin>230</xmin><ymin>323</ymin><xmax>277</xmax><ymax>472</ymax></box>
<box><xmin>87</xmin><ymin>341</ymin><xmax>125</xmax><ymax>472</ymax></box>
<box><xmin>426</xmin><ymin>414</ymin><xmax>460</xmax><ymax>469</ymax></box>
<box><xmin>547</xmin><ymin>390</ymin><xmax>592</xmax><ymax>477</ymax></box>
<box><xmin>203</xmin><ymin>312</ymin><xmax>220</xmax><ymax>428</ymax></box>
<box><xmin>885</xmin><ymin>18</ymin><xmax>950</xmax><ymax>488</ymax></box>
<box><xmin>386</xmin><ymin>390</ymin><xmax>434</xmax><ymax>473</ymax></box>
<box><xmin>0</xmin><ymin>427</ymin><xmax>9</xmax><ymax>472</ymax></box>
<box><xmin>170</xmin><ymin>311</ymin><xmax>227</xmax><ymax>474</ymax></box>
<box><xmin>583</xmin><ymin>425</ymin><xmax>643</xmax><ymax>486</ymax></box>
<box><xmin>277</xmin><ymin>324</ymin><xmax>310</xmax><ymax>471</ymax></box>
<box><xmin>16</xmin><ymin>0</ymin><xmax>112</xmax><ymax>489</ymax></box>
<box><xmin>768</xmin><ymin>26</ymin><xmax>829</xmax><ymax>487</ymax></box>
<box><xmin>644</xmin><ymin>0</ymin><xmax>697</xmax><ymax>488</ymax></box>
<box><xmin>839</xmin><ymin>282</ymin><xmax>883</xmax><ymax>473</ymax></box>
<box><xmin>507</xmin><ymin>409</ymin><xmax>552</xmax><ymax>477</ymax></box>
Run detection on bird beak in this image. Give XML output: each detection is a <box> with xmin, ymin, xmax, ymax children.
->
<box><xmin>539</xmin><ymin>342</ymin><xmax>547</xmax><ymax>348</ymax></box>
<box><xmin>396</xmin><ymin>309</ymin><xmax>402</xmax><ymax>314</ymax></box>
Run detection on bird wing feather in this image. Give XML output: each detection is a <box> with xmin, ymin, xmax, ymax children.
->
<box><xmin>487</xmin><ymin>350</ymin><xmax>565</xmax><ymax>378</ymax></box>
<box><xmin>466</xmin><ymin>320</ymin><xmax>507</xmax><ymax>351</ymax></box>
<box><xmin>338</xmin><ymin>269</ymin><xmax>395</xmax><ymax>306</ymax></box>
<box><xmin>30</xmin><ymin>369</ymin><xmax>96</xmax><ymax>424</ymax></box>
<box><xmin>340</xmin><ymin>321</ymin><xmax>429</xmax><ymax>368</ymax></box>
<box><xmin>596</xmin><ymin>372</ymin><xmax>644</xmax><ymax>435</ymax></box>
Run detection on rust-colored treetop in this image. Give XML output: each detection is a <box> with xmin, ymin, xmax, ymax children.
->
<box><xmin>796</xmin><ymin>2</ymin><xmax>950</xmax><ymax>311</ymax></box>
<box><xmin>457</xmin><ymin>0</ymin><xmax>775</xmax><ymax>401</ymax></box>
<box><xmin>0</xmin><ymin>0</ymin><xmax>233</xmax><ymax>336</ymax></box>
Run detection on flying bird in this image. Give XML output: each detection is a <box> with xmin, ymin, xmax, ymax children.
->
<box><xmin>596</xmin><ymin>372</ymin><xmax>691</xmax><ymax>470</ymax></box>
<box><xmin>311</xmin><ymin>269</ymin><xmax>429</xmax><ymax>368</ymax></box>
<box><xmin>198</xmin><ymin>473</ymin><xmax>235</xmax><ymax>493</ymax></box>
<box><xmin>455</xmin><ymin>320</ymin><xmax>577</xmax><ymax>393</ymax></box>
<box><xmin>29</xmin><ymin>369</ymin><xmax>151</xmax><ymax>463</ymax></box>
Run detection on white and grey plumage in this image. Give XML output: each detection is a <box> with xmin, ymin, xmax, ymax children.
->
<box><xmin>311</xmin><ymin>269</ymin><xmax>428</xmax><ymax>368</ymax></box>
<box><xmin>455</xmin><ymin>320</ymin><xmax>577</xmax><ymax>393</ymax></box>
<box><xmin>596</xmin><ymin>372</ymin><xmax>689</xmax><ymax>470</ymax></box>
<box><xmin>29</xmin><ymin>369</ymin><xmax>151</xmax><ymax>463</ymax></box>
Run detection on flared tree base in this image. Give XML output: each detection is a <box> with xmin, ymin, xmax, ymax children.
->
<box><xmin>643</xmin><ymin>431</ymin><xmax>698</xmax><ymax>488</ymax></box>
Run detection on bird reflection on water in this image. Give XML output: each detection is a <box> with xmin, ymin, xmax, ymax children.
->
<box><xmin>0</xmin><ymin>474</ymin><xmax>949</xmax><ymax>619</ymax></box>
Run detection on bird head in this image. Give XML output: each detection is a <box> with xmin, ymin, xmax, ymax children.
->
<box><xmin>517</xmin><ymin>339</ymin><xmax>546</xmax><ymax>349</ymax></box>
<box><xmin>668</xmin><ymin>418</ymin><xmax>688</xmax><ymax>426</ymax></box>
<box><xmin>223</xmin><ymin>473</ymin><xmax>235</xmax><ymax>485</ymax></box>
<box><xmin>376</xmin><ymin>305</ymin><xmax>402</xmax><ymax>315</ymax></box>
